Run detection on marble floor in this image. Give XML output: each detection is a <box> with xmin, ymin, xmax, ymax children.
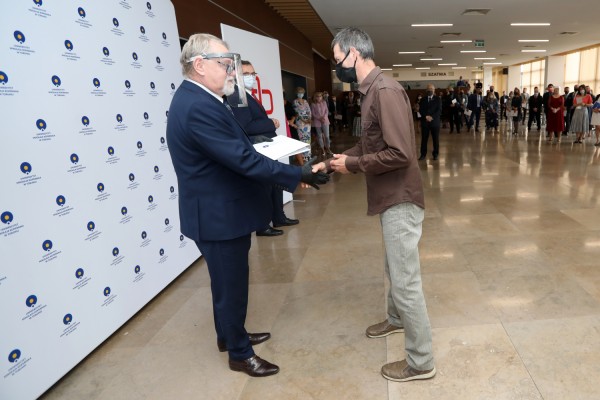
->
<box><xmin>42</xmin><ymin>121</ymin><xmax>600</xmax><ymax>400</ymax></box>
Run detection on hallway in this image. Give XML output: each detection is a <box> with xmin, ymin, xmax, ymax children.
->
<box><xmin>42</xmin><ymin>123</ymin><xmax>600</xmax><ymax>400</ymax></box>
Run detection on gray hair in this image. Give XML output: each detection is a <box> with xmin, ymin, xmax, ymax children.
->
<box><xmin>180</xmin><ymin>33</ymin><xmax>228</xmax><ymax>77</ymax></box>
<box><xmin>331</xmin><ymin>27</ymin><xmax>374</xmax><ymax>61</ymax></box>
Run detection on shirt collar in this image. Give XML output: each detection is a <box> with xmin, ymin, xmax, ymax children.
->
<box><xmin>358</xmin><ymin>66</ymin><xmax>382</xmax><ymax>96</ymax></box>
<box><xmin>185</xmin><ymin>78</ymin><xmax>223</xmax><ymax>103</ymax></box>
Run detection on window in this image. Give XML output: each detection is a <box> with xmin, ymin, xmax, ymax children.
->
<box><xmin>520</xmin><ymin>60</ymin><xmax>545</xmax><ymax>95</ymax></box>
<box><xmin>563</xmin><ymin>45</ymin><xmax>600</xmax><ymax>95</ymax></box>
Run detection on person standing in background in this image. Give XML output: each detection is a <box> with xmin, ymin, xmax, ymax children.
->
<box><xmin>418</xmin><ymin>83</ymin><xmax>442</xmax><ymax>160</ymax></box>
<box><xmin>311</xmin><ymin>92</ymin><xmax>332</xmax><ymax>157</ymax></box>
<box><xmin>570</xmin><ymin>84</ymin><xmax>593</xmax><ymax>143</ymax></box>
<box><xmin>511</xmin><ymin>88</ymin><xmax>523</xmax><ymax>135</ymax></box>
<box><xmin>521</xmin><ymin>87</ymin><xmax>530</xmax><ymax>126</ymax></box>
<box><xmin>528</xmin><ymin>87</ymin><xmax>543</xmax><ymax>131</ymax></box>
<box><xmin>546</xmin><ymin>87</ymin><xmax>565</xmax><ymax>143</ymax></box>
<box><xmin>293</xmin><ymin>87</ymin><xmax>312</xmax><ymax>161</ymax></box>
<box><xmin>563</xmin><ymin>86</ymin><xmax>573</xmax><ymax>135</ymax></box>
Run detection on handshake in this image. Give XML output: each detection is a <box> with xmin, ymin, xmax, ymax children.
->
<box><xmin>300</xmin><ymin>155</ymin><xmax>349</xmax><ymax>190</ymax></box>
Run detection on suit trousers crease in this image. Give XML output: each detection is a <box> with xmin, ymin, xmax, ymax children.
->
<box><xmin>195</xmin><ymin>235</ymin><xmax>254</xmax><ymax>361</ymax></box>
<box><xmin>420</xmin><ymin>122</ymin><xmax>440</xmax><ymax>157</ymax></box>
<box><xmin>381</xmin><ymin>202</ymin><xmax>434</xmax><ymax>371</ymax></box>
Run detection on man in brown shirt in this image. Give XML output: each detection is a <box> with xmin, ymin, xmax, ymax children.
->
<box><xmin>313</xmin><ymin>27</ymin><xmax>435</xmax><ymax>382</ymax></box>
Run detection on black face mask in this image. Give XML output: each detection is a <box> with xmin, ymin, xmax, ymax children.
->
<box><xmin>335</xmin><ymin>51</ymin><xmax>357</xmax><ymax>83</ymax></box>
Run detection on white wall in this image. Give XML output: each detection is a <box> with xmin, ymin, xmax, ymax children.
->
<box><xmin>508</xmin><ymin>65</ymin><xmax>521</xmax><ymax>93</ymax></box>
<box><xmin>546</xmin><ymin>55</ymin><xmax>566</xmax><ymax>89</ymax></box>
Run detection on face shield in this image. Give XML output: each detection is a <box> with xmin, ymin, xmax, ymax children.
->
<box><xmin>188</xmin><ymin>52</ymin><xmax>247</xmax><ymax>107</ymax></box>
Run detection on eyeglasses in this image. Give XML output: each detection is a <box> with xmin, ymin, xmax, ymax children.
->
<box><xmin>187</xmin><ymin>52</ymin><xmax>236</xmax><ymax>74</ymax></box>
<box><xmin>243</xmin><ymin>72</ymin><xmax>257</xmax><ymax>77</ymax></box>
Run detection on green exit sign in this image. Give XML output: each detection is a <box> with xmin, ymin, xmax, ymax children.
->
<box><xmin>474</xmin><ymin>40</ymin><xmax>485</xmax><ymax>47</ymax></box>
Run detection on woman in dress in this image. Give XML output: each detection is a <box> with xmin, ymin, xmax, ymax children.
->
<box><xmin>310</xmin><ymin>92</ymin><xmax>332</xmax><ymax>157</ymax></box>
<box><xmin>511</xmin><ymin>88</ymin><xmax>522</xmax><ymax>135</ymax></box>
<box><xmin>546</xmin><ymin>87</ymin><xmax>565</xmax><ymax>143</ymax></box>
<box><xmin>570</xmin><ymin>84</ymin><xmax>594</xmax><ymax>143</ymax></box>
<box><xmin>293</xmin><ymin>87</ymin><xmax>312</xmax><ymax>161</ymax></box>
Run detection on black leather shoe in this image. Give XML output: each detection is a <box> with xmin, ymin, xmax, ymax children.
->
<box><xmin>418</xmin><ymin>155</ymin><xmax>426</xmax><ymax>161</ymax></box>
<box><xmin>273</xmin><ymin>218</ymin><xmax>299</xmax><ymax>227</ymax></box>
<box><xmin>229</xmin><ymin>355</ymin><xmax>279</xmax><ymax>377</ymax></box>
<box><xmin>218</xmin><ymin>332</ymin><xmax>271</xmax><ymax>352</ymax></box>
<box><xmin>256</xmin><ymin>227</ymin><xmax>283</xmax><ymax>236</ymax></box>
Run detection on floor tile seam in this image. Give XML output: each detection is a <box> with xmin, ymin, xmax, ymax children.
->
<box><xmin>499</xmin><ymin>320</ymin><xmax>546</xmax><ymax>400</ymax></box>
<box><xmin>499</xmin><ymin>311</ymin><xmax>600</xmax><ymax>326</ymax></box>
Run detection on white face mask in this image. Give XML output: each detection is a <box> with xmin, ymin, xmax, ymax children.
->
<box><xmin>580</xmin><ymin>90</ymin><xmax>586</xmax><ymax>95</ymax></box>
<box><xmin>243</xmin><ymin>75</ymin><xmax>255</xmax><ymax>90</ymax></box>
<box><xmin>297</xmin><ymin>93</ymin><xmax>304</xmax><ymax>99</ymax></box>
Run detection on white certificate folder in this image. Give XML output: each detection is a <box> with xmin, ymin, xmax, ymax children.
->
<box><xmin>253</xmin><ymin>135</ymin><xmax>309</xmax><ymax>160</ymax></box>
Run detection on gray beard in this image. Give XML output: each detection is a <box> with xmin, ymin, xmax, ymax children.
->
<box><xmin>222</xmin><ymin>78</ymin><xmax>235</xmax><ymax>96</ymax></box>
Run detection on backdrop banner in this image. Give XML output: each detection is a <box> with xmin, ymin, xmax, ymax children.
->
<box><xmin>0</xmin><ymin>1</ymin><xmax>199</xmax><ymax>399</ymax></box>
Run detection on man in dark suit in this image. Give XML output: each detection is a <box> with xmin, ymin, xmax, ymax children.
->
<box><xmin>166</xmin><ymin>34</ymin><xmax>328</xmax><ymax>378</ymax></box>
<box><xmin>563</xmin><ymin>86</ymin><xmax>573</xmax><ymax>134</ymax></box>
<box><xmin>228</xmin><ymin>60</ymin><xmax>299</xmax><ymax>237</ymax></box>
<box><xmin>500</xmin><ymin>91</ymin><xmax>509</xmax><ymax>120</ymax></box>
<box><xmin>528</xmin><ymin>87</ymin><xmax>543</xmax><ymax>131</ymax></box>
<box><xmin>418</xmin><ymin>83</ymin><xmax>442</xmax><ymax>160</ymax></box>
<box><xmin>467</xmin><ymin>88</ymin><xmax>483</xmax><ymax>131</ymax></box>
<box><xmin>542</xmin><ymin>84</ymin><xmax>554</xmax><ymax>131</ymax></box>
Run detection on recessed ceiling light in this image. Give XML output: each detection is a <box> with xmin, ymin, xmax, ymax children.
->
<box><xmin>393</xmin><ymin>64</ymin><xmax>412</xmax><ymax>67</ymax></box>
<box><xmin>460</xmin><ymin>50</ymin><xmax>486</xmax><ymax>53</ymax></box>
<box><xmin>483</xmin><ymin>62</ymin><xmax>502</xmax><ymax>65</ymax></box>
<box><xmin>441</xmin><ymin>40</ymin><xmax>472</xmax><ymax>43</ymax></box>
<box><xmin>521</xmin><ymin>49</ymin><xmax>546</xmax><ymax>52</ymax></box>
<box><xmin>420</xmin><ymin>58</ymin><xmax>443</xmax><ymax>61</ymax></box>
<box><xmin>474</xmin><ymin>57</ymin><xmax>496</xmax><ymax>60</ymax></box>
<box><xmin>381</xmin><ymin>68</ymin><xmax>392</xmax><ymax>71</ymax></box>
<box><xmin>438</xmin><ymin>63</ymin><xmax>457</xmax><ymax>66</ymax></box>
<box><xmin>411</xmin><ymin>24</ymin><xmax>453</xmax><ymax>27</ymax></box>
<box><xmin>398</xmin><ymin>51</ymin><xmax>425</xmax><ymax>54</ymax></box>
<box><xmin>452</xmin><ymin>67</ymin><xmax>467</xmax><ymax>69</ymax></box>
<box><xmin>415</xmin><ymin>67</ymin><xmax>431</xmax><ymax>70</ymax></box>
<box><xmin>518</xmin><ymin>39</ymin><xmax>549</xmax><ymax>42</ymax></box>
<box><xmin>511</xmin><ymin>23</ymin><xmax>551</xmax><ymax>26</ymax></box>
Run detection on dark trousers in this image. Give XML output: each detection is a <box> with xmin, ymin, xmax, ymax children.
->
<box><xmin>485</xmin><ymin>110</ymin><xmax>498</xmax><ymax>128</ymax></box>
<box><xmin>528</xmin><ymin>111</ymin><xmax>541</xmax><ymax>130</ymax></box>
<box><xmin>564</xmin><ymin>109</ymin><xmax>573</xmax><ymax>133</ymax></box>
<box><xmin>195</xmin><ymin>235</ymin><xmax>254</xmax><ymax>361</ymax></box>
<box><xmin>468</xmin><ymin>108</ymin><xmax>481</xmax><ymax>129</ymax></box>
<box><xmin>450</xmin><ymin>109</ymin><xmax>462</xmax><ymax>132</ymax></box>
<box><xmin>259</xmin><ymin>186</ymin><xmax>285</xmax><ymax>231</ymax></box>
<box><xmin>420</xmin><ymin>123</ymin><xmax>440</xmax><ymax>157</ymax></box>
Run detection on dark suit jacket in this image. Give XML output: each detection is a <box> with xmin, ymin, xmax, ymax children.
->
<box><xmin>529</xmin><ymin>94</ymin><xmax>543</xmax><ymax>112</ymax></box>
<box><xmin>467</xmin><ymin>93</ymin><xmax>483</xmax><ymax>110</ymax></box>
<box><xmin>419</xmin><ymin>96</ymin><xmax>442</xmax><ymax>127</ymax></box>
<box><xmin>166</xmin><ymin>80</ymin><xmax>301</xmax><ymax>242</ymax></box>
<box><xmin>228</xmin><ymin>90</ymin><xmax>276</xmax><ymax>139</ymax></box>
<box><xmin>542</xmin><ymin>92</ymin><xmax>552</xmax><ymax>113</ymax></box>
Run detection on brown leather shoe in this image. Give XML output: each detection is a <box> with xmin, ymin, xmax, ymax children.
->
<box><xmin>217</xmin><ymin>332</ymin><xmax>271</xmax><ymax>352</ymax></box>
<box><xmin>229</xmin><ymin>355</ymin><xmax>279</xmax><ymax>377</ymax></box>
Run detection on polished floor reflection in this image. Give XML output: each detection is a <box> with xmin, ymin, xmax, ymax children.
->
<box><xmin>42</xmin><ymin>121</ymin><xmax>600</xmax><ymax>400</ymax></box>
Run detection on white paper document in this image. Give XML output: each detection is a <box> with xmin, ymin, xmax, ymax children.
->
<box><xmin>253</xmin><ymin>135</ymin><xmax>309</xmax><ymax>160</ymax></box>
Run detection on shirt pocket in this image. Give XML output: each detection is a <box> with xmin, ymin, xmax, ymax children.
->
<box><xmin>362</xmin><ymin>119</ymin><xmax>386</xmax><ymax>153</ymax></box>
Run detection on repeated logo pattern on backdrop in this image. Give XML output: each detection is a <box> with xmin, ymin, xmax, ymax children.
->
<box><xmin>0</xmin><ymin>2</ymin><xmax>199</xmax><ymax>399</ymax></box>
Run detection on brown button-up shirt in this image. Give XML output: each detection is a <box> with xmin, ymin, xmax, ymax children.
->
<box><xmin>330</xmin><ymin>67</ymin><xmax>424</xmax><ymax>215</ymax></box>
